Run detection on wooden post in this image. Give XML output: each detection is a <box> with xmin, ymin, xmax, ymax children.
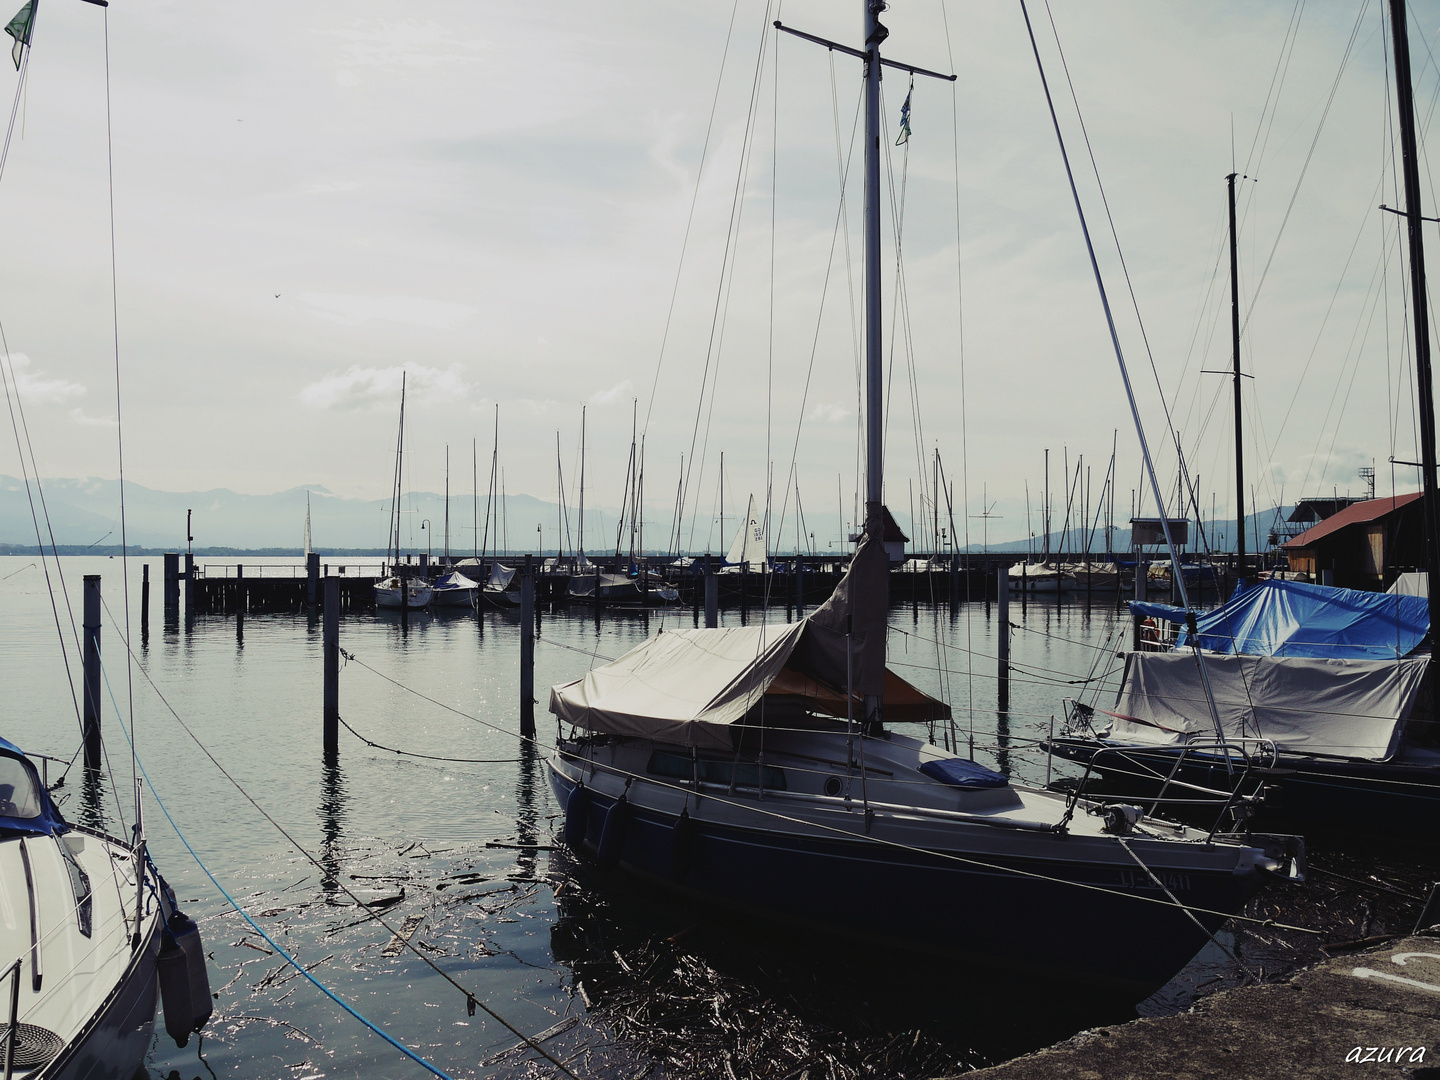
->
<box><xmin>520</xmin><ymin>554</ymin><xmax>535</xmax><ymax>738</ymax></box>
<box><xmin>163</xmin><ymin>552</ymin><xmax>180</xmax><ymax>618</ymax></box>
<box><xmin>796</xmin><ymin>556</ymin><xmax>805</xmax><ymax>617</ymax></box>
<box><xmin>323</xmin><ymin>577</ymin><xmax>339</xmax><ymax>756</ymax></box>
<box><xmin>704</xmin><ymin>554</ymin><xmax>718</xmax><ymax>628</ymax></box>
<box><xmin>183</xmin><ymin>552</ymin><xmax>195</xmax><ymax>619</ymax></box>
<box><xmin>307</xmin><ymin>552</ymin><xmax>320</xmax><ymax>609</ymax></box>
<box><xmin>235</xmin><ymin>563</ymin><xmax>245</xmax><ymax>629</ymax></box>
<box><xmin>996</xmin><ymin>565</ymin><xmax>1010</xmax><ymax>712</ymax></box>
<box><xmin>141</xmin><ymin>563</ymin><xmax>150</xmax><ymax>634</ymax></box>
<box><xmin>83</xmin><ymin>575</ymin><xmax>102</xmax><ymax>771</ymax></box>
<box><xmin>741</xmin><ymin>561</ymin><xmax>750</xmax><ymax>621</ymax></box>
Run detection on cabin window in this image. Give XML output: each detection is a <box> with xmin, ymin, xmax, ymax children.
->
<box><xmin>59</xmin><ymin>838</ymin><xmax>93</xmax><ymax>938</ymax></box>
<box><xmin>0</xmin><ymin>756</ymin><xmax>43</xmax><ymax>819</ymax></box>
<box><xmin>646</xmin><ymin>751</ymin><xmax>786</xmax><ymax>791</ymax></box>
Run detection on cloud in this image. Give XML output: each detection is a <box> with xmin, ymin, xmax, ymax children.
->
<box><xmin>69</xmin><ymin>408</ymin><xmax>117</xmax><ymax>427</ymax></box>
<box><xmin>4</xmin><ymin>354</ymin><xmax>85</xmax><ymax>404</ymax></box>
<box><xmin>308</xmin><ymin>181</ymin><xmax>361</xmax><ymax>194</ymax></box>
<box><xmin>299</xmin><ymin>292</ymin><xmax>476</xmax><ymax>330</ymax></box>
<box><xmin>808</xmin><ymin>402</ymin><xmax>851</xmax><ymax>424</ymax></box>
<box><xmin>300</xmin><ymin>364</ymin><xmax>472</xmax><ymax>412</ymax></box>
<box><xmin>587</xmin><ymin>380</ymin><xmax>635</xmax><ymax>406</ymax></box>
<box><xmin>325</xmin><ymin>19</ymin><xmax>488</xmax><ymax>73</ymax></box>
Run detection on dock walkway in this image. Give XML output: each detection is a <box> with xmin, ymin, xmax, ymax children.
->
<box><xmin>956</xmin><ymin>934</ymin><xmax>1440</xmax><ymax>1079</ymax></box>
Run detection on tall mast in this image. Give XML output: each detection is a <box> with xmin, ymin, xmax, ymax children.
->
<box><xmin>1227</xmin><ymin>172</ymin><xmax>1246</xmax><ymax>573</ymax></box>
<box><xmin>863</xmin><ymin>0</ymin><xmax>885</xmax><ymax>529</ymax></box>
<box><xmin>579</xmin><ymin>406</ymin><xmax>586</xmax><ymax>559</ymax></box>
<box><xmin>1390</xmin><ymin>0</ymin><xmax>1440</xmax><ymax>659</ymax></box>
<box><xmin>444</xmin><ymin>444</ymin><xmax>451</xmax><ymax>563</ymax></box>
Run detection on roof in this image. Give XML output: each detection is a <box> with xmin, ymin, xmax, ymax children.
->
<box><xmin>1281</xmin><ymin>491</ymin><xmax>1424</xmax><ymax>550</ymax></box>
<box><xmin>1288</xmin><ymin>497</ymin><xmax>1364</xmax><ymax>524</ymax></box>
<box><xmin>880</xmin><ymin>506</ymin><xmax>909</xmax><ymax>544</ymax></box>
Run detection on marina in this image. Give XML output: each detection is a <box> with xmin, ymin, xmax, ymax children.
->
<box><xmin>4</xmin><ymin>0</ymin><xmax>1440</xmax><ymax>1076</ymax></box>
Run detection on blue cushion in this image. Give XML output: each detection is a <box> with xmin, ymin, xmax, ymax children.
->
<box><xmin>919</xmin><ymin>758</ymin><xmax>1009</xmax><ymax>789</ymax></box>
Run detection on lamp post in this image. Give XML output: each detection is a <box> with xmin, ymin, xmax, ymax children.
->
<box><xmin>420</xmin><ymin>519</ymin><xmax>431</xmax><ymax>562</ymax></box>
<box><xmin>536</xmin><ymin>523</ymin><xmax>543</xmax><ymax>556</ymax></box>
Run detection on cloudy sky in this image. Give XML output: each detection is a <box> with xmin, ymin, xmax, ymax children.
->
<box><xmin>1</xmin><ymin>0</ymin><xmax>1436</xmax><ymax>551</ymax></box>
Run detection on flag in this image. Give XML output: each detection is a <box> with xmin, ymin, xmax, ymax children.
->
<box><xmin>5</xmin><ymin>1</ymin><xmax>33</xmax><ymax>71</ymax></box>
<box><xmin>895</xmin><ymin>80</ymin><xmax>912</xmax><ymax>146</ymax></box>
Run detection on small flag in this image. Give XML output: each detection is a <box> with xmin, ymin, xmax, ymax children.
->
<box><xmin>895</xmin><ymin>79</ymin><xmax>913</xmax><ymax>146</ymax></box>
<box><xmin>5</xmin><ymin>1</ymin><xmax>33</xmax><ymax>71</ymax></box>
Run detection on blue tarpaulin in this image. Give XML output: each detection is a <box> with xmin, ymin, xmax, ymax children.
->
<box><xmin>1127</xmin><ymin>579</ymin><xmax>1428</xmax><ymax>659</ymax></box>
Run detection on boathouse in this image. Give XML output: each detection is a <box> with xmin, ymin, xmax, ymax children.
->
<box><xmin>1281</xmin><ymin>491</ymin><xmax>1426</xmax><ymax>590</ymax></box>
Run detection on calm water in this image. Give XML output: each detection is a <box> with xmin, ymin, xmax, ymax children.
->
<box><xmin>0</xmin><ymin>556</ymin><xmax>1327</xmax><ymax>1078</ymax></box>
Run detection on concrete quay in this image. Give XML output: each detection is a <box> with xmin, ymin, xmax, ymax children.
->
<box><xmin>960</xmin><ymin>935</ymin><xmax>1440</xmax><ymax>1080</ymax></box>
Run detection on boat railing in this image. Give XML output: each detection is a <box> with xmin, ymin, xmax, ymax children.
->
<box><xmin>2</xmin><ymin>956</ymin><xmax>20</xmax><ymax>1080</ymax></box>
<box><xmin>1055</xmin><ymin>725</ymin><xmax>1279</xmax><ymax>840</ymax></box>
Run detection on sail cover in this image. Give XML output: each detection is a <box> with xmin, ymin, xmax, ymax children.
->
<box><xmin>550</xmin><ymin>527</ymin><xmax>936</xmax><ymax>748</ymax></box>
<box><xmin>1128</xmin><ymin>578</ymin><xmax>1429</xmax><ymax>660</ymax></box>
<box><xmin>1103</xmin><ymin>651</ymin><xmax>1429</xmax><ymax>761</ymax></box>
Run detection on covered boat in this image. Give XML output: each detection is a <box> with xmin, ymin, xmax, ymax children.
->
<box><xmin>430</xmin><ymin>569</ymin><xmax>479</xmax><ymax>608</ymax></box>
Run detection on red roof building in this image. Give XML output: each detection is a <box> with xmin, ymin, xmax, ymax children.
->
<box><xmin>1281</xmin><ymin>492</ymin><xmax>1426</xmax><ymax>590</ymax></box>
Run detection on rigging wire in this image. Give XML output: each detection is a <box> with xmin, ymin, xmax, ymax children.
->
<box><xmin>99</xmin><ymin>605</ymin><xmax>584</xmax><ymax>1080</ymax></box>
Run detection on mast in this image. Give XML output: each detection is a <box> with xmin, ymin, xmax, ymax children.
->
<box><xmin>1227</xmin><ymin>171</ymin><xmax>1246</xmax><ymax>574</ymax></box>
<box><xmin>579</xmin><ymin>406</ymin><xmax>586</xmax><ymax>560</ymax></box>
<box><xmin>472</xmin><ymin>438</ymin><xmax>479</xmax><ymax>560</ymax></box>
<box><xmin>862</xmin><ymin>0</ymin><xmax>888</xmax><ymax>724</ymax></box>
<box><xmin>1389</xmin><ymin>0</ymin><xmax>1440</xmax><ymax>659</ymax></box>
<box><xmin>444</xmin><ymin>444</ymin><xmax>451</xmax><ymax>563</ymax></box>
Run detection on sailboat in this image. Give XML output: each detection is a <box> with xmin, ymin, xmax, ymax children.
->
<box><xmin>431</xmin><ymin>448</ymin><xmax>480</xmax><ymax>608</ymax></box>
<box><xmin>544</xmin><ymin>3</ymin><xmax>1303</xmax><ymax>1000</ymax></box>
<box><xmin>374</xmin><ymin>374</ymin><xmax>433</xmax><ymax>610</ymax></box>
<box><xmin>1046</xmin><ymin>0</ymin><xmax>1440</xmax><ymax>842</ymax></box>
<box><xmin>718</xmin><ymin>494</ymin><xmax>768</xmax><ymax>574</ymax></box>
<box><xmin>1</xmin><ymin>7</ymin><xmax>211</xmax><ymax>1073</ymax></box>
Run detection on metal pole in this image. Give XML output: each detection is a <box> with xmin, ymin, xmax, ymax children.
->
<box><xmin>183</xmin><ymin>551</ymin><xmax>195</xmax><ymax>620</ymax></box>
<box><xmin>1228</xmin><ymin>172</ymin><xmax>1246</xmax><ymax>578</ymax></box>
<box><xmin>83</xmin><ymin>575</ymin><xmax>101</xmax><ymax>772</ymax></box>
<box><xmin>997</xmin><ymin>566</ymin><xmax>1010</xmax><ymax>712</ymax></box>
<box><xmin>1389</xmin><ymin>0</ymin><xmax>1440</xmax><ymax>661</ymax></box>
<box><xmin>520</xmin><ymin>554</ymin><xmax>535</xmax><ymax>738</ymax></box>
<box><xmin>141</xmin><ymin>563</ymin><xmax>150</xmax><ymax>634</ymax></box>
<box><xmin>323</xmin><ymin>577</ymin><xmax>339</xmax><ymax>756</ymax></box>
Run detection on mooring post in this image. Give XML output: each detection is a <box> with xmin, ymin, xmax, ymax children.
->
<box><xmin>163</xmin><ymin>552</ymin><xmax>180</xmax><ymax>618</ymax></box>
<box><xmin>796</xmin><ymin>556</ymin><xmax>805</xmax><ymax>617</ymax></box>
<box><xmin>704</xmin><ymin>554</ymin><xmax>718</xmax><ymax>628</ymax></box>
<box><xmin>235</xmin><ymin>563</ymin><xmax>245</xmax><ymax>621</ymax></box>
<box><xmin>741</xmin><ymin>561</ymin><xmax>750</xmax><ymax>620</ymax></box>
<box><xmin>83</xmin><ymin>575</ymin><xmax>101</xmax><ymax>771</ymax></box>
<box><xmin>307</xmin><ymin>552</ymin><xmax>320</xmax><ymax>610</ymax></box>
<box><xmin>183</xmin><ymin>552</ymin><xmax>195</xmax><ymax>619</ymax></box>
<box><xmin>323</xmin><ymin>576</ymin><xmax>339</xmax><ymax>756</ymax></box>
<box><xmin>520</xmin><ymin>554</ymin><xmax>535</xmax><ymax>739</ymax></box>
<box><xmin>141</xmin><ymin>563</ymin><xmax>150</xmax><ymax>635</ymax></box>
<box><xmin>997</xmin><ymin>565</ymin><xmax>1010</xmax><ymax>712</ymax></box>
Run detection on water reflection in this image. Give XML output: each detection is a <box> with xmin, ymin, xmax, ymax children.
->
<box><xmin>511</xmin><ymin>740</ymin><xmax>541</xmax><ymax>881</ymax></box>
<box><xmin>318</xmin><ymin>755</ymin><xmax>348</xmax><ymax>903</ymax></box>
<box><xmin>76</xmin><ymin>766</ymin><xmax>108</xmax><ymax>832</ymax></box>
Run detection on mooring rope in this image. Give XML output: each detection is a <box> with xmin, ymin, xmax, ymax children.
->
<box><xmin>101</xmin><ymin>616</ymin><xmax>585</xmax><ymax>1080</ymax></box>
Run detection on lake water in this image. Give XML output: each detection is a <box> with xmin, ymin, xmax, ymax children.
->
<box><xmin>0</xmin><ymin>555</ymin><xmax>1406</xmax><ymax>1079</ymax></box>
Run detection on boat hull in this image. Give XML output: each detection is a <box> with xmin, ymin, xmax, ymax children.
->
<box><xmin>374</xmin><ymin>584</ymin><xmax>432</xmax><ymax>609</ymax></box>
<box><xmin>38</xmin><ymin>913</ymin><xmax>160</xmax><ymax>1080</ymax></box>
<box><xmin>547</xmin><ymin>753</ymin><xmax>1278</xmax><ymax>1000</ymax></box>
<box><xmin>1047</xmin><ymin>737</ymin><xmax>1440</xmax><ymax>841</ymax></box>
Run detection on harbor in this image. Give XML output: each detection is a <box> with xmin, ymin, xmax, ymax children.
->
<box><xmin>4</xmin><ymin>0</ymin><xmax>1440</xmax><ymax>1077</ymax></box>
<box><xmin>7</xmin><ymin>557</ymin><xmax>1437</xmax><ymax>1078</ymax></box>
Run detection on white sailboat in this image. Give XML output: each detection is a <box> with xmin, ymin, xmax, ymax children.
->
<box><xmin>374</xmin><ymin>374</ymin><xmax>432</xmax><ymax>610</ymax></box>
<box><xmin>544</xmin><ymin>2</ymin><xmax>1303</xmax><ymax>1000</ymax></box>
<box><xmin>719</xmin><ymin>494</ymin><xmax>767</xmax><ymax>573</ymax></box>
<box><xmin>1</xmin><ymin>7</ymin><xmax>211</xmax><ymax>1073</ymax></box>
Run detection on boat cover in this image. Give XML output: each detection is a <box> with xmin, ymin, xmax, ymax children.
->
<box><xmin>0</xmin><ymin>737</ymin><xmax>68</xmax><ymax>837</ymax></box>
<box><xmin>487</xmin><ymin>564</ymin><xmax>516</xmax><ymax>589</ymax></box>
<box><xmin>1106</xmin><ymin>651</ymin><xmax>1429</xmax><ymax>761</ymax></box>
<box><xmin>433</xmin><ymin>571</ymin><xmax>478</xmax><ymax>591</ymax></box>
<box><xmin>550</xmin><ymin>524</ymin><xmax>944</xmax><ymax>748</ymax></box>
<box><xmin>1128</xmin><ymin>579</ymin><xmax>1428</xmax><ymax>660</ymax></box>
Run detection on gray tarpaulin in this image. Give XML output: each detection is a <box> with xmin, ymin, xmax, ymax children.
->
<box><xmin>1106</xmin><ymin>651</ymin><xmax>1429</xmax><ymax>761</ymax></box>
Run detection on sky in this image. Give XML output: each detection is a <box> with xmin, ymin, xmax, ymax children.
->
<box><xmin>2</xmin><ymin>0</ymin><xmax>1439</xmax><ymax>554</ymax></box>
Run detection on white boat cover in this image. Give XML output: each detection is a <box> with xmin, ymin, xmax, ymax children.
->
<box><xmin>1106</xmin><ymin>650</ymin><xmax>1430</xmax><ymax>761</ymax></box>
<box><xmin>488</xmin><ymin>563</ymin><xmax>516</xmax><ymax>588</ymax></box>
<box><xmin>550</xmin><ymin>526</ymin><xmax>940</xmax><ymax>748</ymax></box>
<box><xmin>1388</xmin><ymin>571</ymin><xmax>1429</xmax><ymax>598</ymax></box>
<box><xmin>433</xmin><ymin>570</ymin><xmax>478</xmax><ymax>591</ymax></box>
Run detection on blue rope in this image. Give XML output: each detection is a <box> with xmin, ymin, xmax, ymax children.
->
<box><xmin>96</xmin><ymin>662</ymin><xmax>455</xmax><ymax>1079</ymax></box>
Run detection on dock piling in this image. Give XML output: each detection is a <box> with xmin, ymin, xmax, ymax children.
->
<box><xmin>704</xmin><ymin>555</ymin><xmax>718</xmax><ymax>629</ymax></box>
<box><xmin>163</xmin><ymin>552</ymin><xmax>179</xmax><ymax>619</ymax></box>
<box><xmin>141</xmin><ymin>564</ymin><xmax>150</xmax><ymax>635</ymax></box>
<box><xmin>183</xmin><ymin>553</ymin><xmax>195</xmax><ymax>620</ymax></box>
<box><xmin>83</xmin><ymin>575</ymin><xmax>101</xmax><ymax>771</ymax></box>
<box><xmin>520</xmin><ymin>554</ymin><xmax>535</xmax><ymax>738</ymax></box>
<box><xmin>307</xmin><ymin>552</ymin><xmax>320</xmax><ymax>610</ymax></box>
<box><xmin>323</xmin><ymin>577</ymin><xmax>339</xmax><ymax>757</ymax></box>
<box><xmin>997</xmin><ymin>566</ymin><xmax>1010</xmax><ymax>712</ymax></box>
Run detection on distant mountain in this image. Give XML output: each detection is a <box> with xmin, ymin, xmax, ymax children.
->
<box><xmin>0</xmin><ymin>476</ymin><xmax>620</xmax><ymax>553</ymax></box>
